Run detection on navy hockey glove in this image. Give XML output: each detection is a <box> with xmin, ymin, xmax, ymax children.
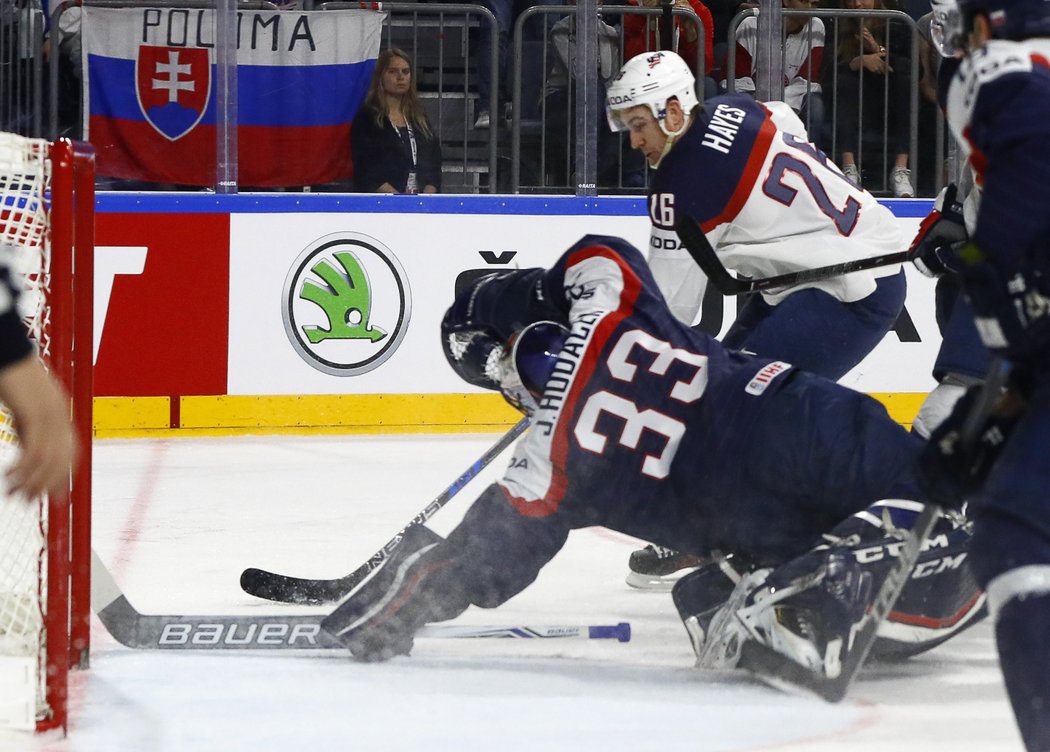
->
<box><xmin>959</xmin><ymin>251</ymin><xmax>1050</xmax><ymax>364</ymax></box>
<box><xmin>443</xmin><ymin>267</ymin><xmax>566</xmax><ymax>343</ymax></box>
<box><xmin>907</xmin><ymin>184</ymin><xmax>968</xmax><ymax>278</ymax></box>
<box><xmin>320</xmin><ymin>525</ymin><xmax>470</xmax><ymax>662</ymax></box>
<box><xmin>916</xmin><ymin>380</ymin><xmax>1024</xmax><ymax>508</ymax></box>
<box><xmin>443</xmin><ymin>272</ymin><xmax>504</xmax><ymax>335</ymax></box>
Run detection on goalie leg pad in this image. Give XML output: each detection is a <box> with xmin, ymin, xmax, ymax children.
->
<box><xmin>321</xmin><ymin>525</ymin><xmax>470</xmax><ymax>662</ymax></box>
<box><xmin>818</xmin><ymin>500</ymin><xmax>986</xmax><ymax>660</ymax></box>
<box><xmin>692</xmin><ymin>534</ymin><xmax>886</xmax><ymax>679</ymax></box>
<box><xmin>745</xmin><ymin>549</ymin><xmax>874</xmax><ymax>679</ymax></box>
<box><xmin>683</xmin><ymin>502</ymin><xmax>985</xmax><ymax>677</ymax></box>
<box><xmin>672</xmin><ymin>557</ymin><xmax>750</xmax><ymax>664</ymax></box>
<box><xmin>692</xmin><ymin>568</ymin><xmax>774</xmax><ymax>671</ymax></box>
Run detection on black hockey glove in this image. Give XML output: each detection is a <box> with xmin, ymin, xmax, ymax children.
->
<box><xmin>444</xmin><ymin>272</ymin><xmax>505</xmax><ymax>334</ymax></box>
<box><xmin>320</xmin><ymin>525</ymin><xmax>471</xmax><ymax>662</ymax></box>
<box><xmin>959</xmin><ymin>252</ymin><xmax>1050</xmax><ymax>364</ymax></box>
<box><xmin>441</xmin><ymin>320</ymin><xmax>504</xmax><ymax>391</ymax></box>
<box><xmin>443</xmin><ymin>267</ymin><xmax>565</xmax><ymax>343</ymax></box>
<box><xmin>916</xmin><ymin>380</ymin><xmax>1025</xmax><ymax>508</ymax></box>
<box><xmin>907</xmin><ymin>184</ymin><xmax>968</xmax><ymax>278</ymax></box>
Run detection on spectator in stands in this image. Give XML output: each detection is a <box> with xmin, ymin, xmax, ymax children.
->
<box><xmin>472</xmin><ymin>0</ymin><xmax>558</xmax><ymax>129</ymax></box>
<box><xmin>725</xmin><ymin>0</ymin><xmax>826</xmax><ymax>148</ymax></box>
<box><xmin>622</xmin><ymin>0</ymin><xmax>717</xmax><ymax>98</ymax></box>
<box><xmin>541</xmin><ymin>9</ymin><xmax>645</xmax><ymax>189</ymax></box>
<box><xmin>1</xmin><ymin>0</ymin><xmax>45</xmax><ymax>136</ymax></box>
<box><xmin>41</xmin><ymin>0</ymin><xmax>83</xmax><ymax>139</ymax></box>
<box><xmin>698</xmin><ymin>0</ymin><xmax>757</xmax><ymax>80</ymax></box>
<box><xmin>831</xmin><ymin>0</ymin><xmax>915</xmax><ymax>197</ymax></box>
<box><xmin>914</xmin><ymin>7</ymin><xmax>946</xmax><ymax>196</ymax></box>
<box><xmin>351</xmin><ymin>49</ymin><xmax>442</xmax><ymax>194</ymax></box>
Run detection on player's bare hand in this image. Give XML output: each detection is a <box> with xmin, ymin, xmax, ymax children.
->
<box><xmin>0</xmin><ymin>358</ymin><xmax>80</xmax><ymax>499</ymax></box>
<box><xmin>858</xmin><ymin>27</ymin><xmax>884</xmax><ymax>53</ymax></box>
<box><xmin>861</xmin><ymin>53</ymin><xmax>891</xmax><ymax>74</ymax></box>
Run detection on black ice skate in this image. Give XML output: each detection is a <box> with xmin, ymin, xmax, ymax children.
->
<box><xmin>626</xmin><ymin>544</ymin><xmax>705</xmax><ymax>590</ymax></box>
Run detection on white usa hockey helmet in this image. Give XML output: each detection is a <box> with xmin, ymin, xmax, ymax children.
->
<box><xmin>606</xmin><ymin>50</ymin><xmax>700</xmax><ymax>136</ymax></box>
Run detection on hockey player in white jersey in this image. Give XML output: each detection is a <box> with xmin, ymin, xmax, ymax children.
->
<box><xmin>606</xmin><ymin>51</ymin><xmax>909</xmax><ymax>586</ymax></box>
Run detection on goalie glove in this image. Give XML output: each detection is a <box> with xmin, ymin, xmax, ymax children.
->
<box><xmin>320</xmin><ymin>525</ymin><xmax>471</xmax><ymax>662</ymax></box>
<box><xmin>442</xmin><ymin>323</ymin><xmax>504</xmax><ymax>391</ymax></box>
<box><xmin>907</xmin><ymin>184</ymin><xmax>968</xmax><ymax>278</ymax></box>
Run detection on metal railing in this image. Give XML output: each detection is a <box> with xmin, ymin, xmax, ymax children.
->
<box><xmin>49</xmin><ymin>0</ymin><xmax>498</xmax><ymax>192</ymax></box>
<box><xmin>1</xmin><ymin>3</ymin><xmax>47</xmax><ymax>138</ymax></box>
<box><xmin>727</xmin><ymin>7</ymin><xmax>926</xmax><ymax>196</ymax></box>
<box><xmin>509</xmin><ymin>4</ymin><xmax>707</xmax><ymax>194</ymax></box>
<box><xmin>320</xmin><ymin>1</ymin><xmax>499</xmax><ymax>193</ymax></box>
<box><xmin>4</xmin><ymin>0</ymin><xmax>955</xmax><ymax>196</ymax></box>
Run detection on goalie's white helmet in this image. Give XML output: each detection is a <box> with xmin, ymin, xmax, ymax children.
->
<box><xmin>606</xmin><ymin>50</ymin><xmax>700</xmax><ymax>135</ymax></box>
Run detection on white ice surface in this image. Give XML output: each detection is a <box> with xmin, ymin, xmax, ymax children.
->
<box><xmin>0</xmin><ymin>433</ymin><xmax>1024</xmax><ymax>751</ymax></box>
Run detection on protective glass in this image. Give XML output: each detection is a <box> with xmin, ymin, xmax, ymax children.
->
<box><xmin>931</xmin><ymin>3</ymin><xmax>965</xmax><ymax>56</ymax></box>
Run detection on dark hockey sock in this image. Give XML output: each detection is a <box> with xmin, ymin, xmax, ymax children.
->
<box><xmin>995</xmin><ymin>593</ymin><xmax>1050</xmax><ymax>752</ymax></box>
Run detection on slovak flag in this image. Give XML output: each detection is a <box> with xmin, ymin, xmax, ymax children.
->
<box><xmin>83</xmin><ymin>8</ymin><xmax>384</xmax><ymax>187</ymax></box>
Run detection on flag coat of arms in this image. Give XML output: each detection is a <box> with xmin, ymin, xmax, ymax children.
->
<box><xmin>83</xmin><ymin>8</ymin><xmax>384</xmax><ymax>186</ymax></box>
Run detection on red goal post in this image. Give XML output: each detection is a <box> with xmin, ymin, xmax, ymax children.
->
<box><xmin>0</xmin><ymin>133</ymin><xmax>94</xmax><ymax>734</ymax></box>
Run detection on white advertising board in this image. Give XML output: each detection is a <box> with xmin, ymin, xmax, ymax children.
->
<box><xmin>227</xmin><ymin>210</ymin><xmax>934</xmax><ymax>396</ymax></box>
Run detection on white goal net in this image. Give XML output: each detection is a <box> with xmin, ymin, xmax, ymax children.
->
<box><xmin>0</xmin><ymin>131</ymin><xmax>94</xmax><ymax>734</ymax></box>
<box><xmin>0</xmin><ymin>133</ymin><xmax>52</xmax><ymax>730</ymax></box>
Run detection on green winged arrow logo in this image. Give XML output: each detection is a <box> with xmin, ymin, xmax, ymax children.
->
<box><xmin>283</xmin><ymin>232</ymin><xmax>411</xmax><ymax>377</ymax></box>
<box><xmin>299</xmin><ymin>251</ymin><xmax>387</xmax><ymax>344</ymax></box>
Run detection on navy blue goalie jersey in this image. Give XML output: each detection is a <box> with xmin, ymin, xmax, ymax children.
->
<box><xmin>496</xmin><ymin>236</ymin><xmax>800</xmax><ymax>550</ymax></box>
<box><xmin>446</xmin><ymin>235</ymin><xmax>924</xmax><ymax>607</ymax></box>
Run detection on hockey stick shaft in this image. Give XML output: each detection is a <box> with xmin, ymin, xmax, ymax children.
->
<box><xmin>92</xmin><ymin>551</ymin><xmax>629</xmax><ymax>649</ymax></box>
<box><xmin>674</xmin><ymin>216</ymin><xmax>910</xmax><ymax>296</ymax></box>
<box><xmin>960</xmin><ymin>357</ymin><xmax>1011</xmax><ymax>454</ymax></box>
<box><xmin>239</xmin><ymin>417</ymin><xmax>530</xmax><ymax>605</ymax></box>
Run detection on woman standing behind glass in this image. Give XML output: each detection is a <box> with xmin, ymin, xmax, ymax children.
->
<box><xmin>352</xmin><ymin>49</ymin><xmax>442</xmax><ymax>194</ymax></box>
<box><xmin>832</xmin><ymin>0</ymin><xmax>914</xmax><ymax>197</ymax></box>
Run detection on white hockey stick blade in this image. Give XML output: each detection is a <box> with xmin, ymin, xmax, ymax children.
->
<box><xmin>92</xmin><ymin>551</ymin><xmax>630</xmax><ymax>650</ymax></box>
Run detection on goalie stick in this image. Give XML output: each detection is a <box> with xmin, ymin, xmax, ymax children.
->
<box><xmin>674</xmin><ymin>216</ymin><xmax>910</xmax><ymax>296</ymax></box>
<box><xmin>240</xmin><ymin>417</ymin><xmax>530</xmax><ymax>605</ymax></box>
<box><xmin>92</xmin><ymin>551</ymin><xmax>631</xmax><ymax>650</ymax></box>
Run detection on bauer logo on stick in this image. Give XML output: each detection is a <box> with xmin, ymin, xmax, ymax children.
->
<box><xmin>282</xmin><ymin>232</ymin><xmax>412</xmax><ymax>376</ymax></box>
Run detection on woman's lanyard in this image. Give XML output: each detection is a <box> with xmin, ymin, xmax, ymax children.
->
<box><xmin>391</xmin><ymin>117</ymin><xmax>418</xmax><ymax>169</ymax></box>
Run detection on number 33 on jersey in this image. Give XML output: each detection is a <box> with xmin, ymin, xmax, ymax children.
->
<box><xmin>498</xmin><ymin>239</ymin><xmax>794</xmax><ymax>526</ymax></box>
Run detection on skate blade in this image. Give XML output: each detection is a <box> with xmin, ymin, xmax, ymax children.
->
<box><xmin>625</xmin><ymin>568</ymin><xmax>700</xmax><ymax>591</ymax></box>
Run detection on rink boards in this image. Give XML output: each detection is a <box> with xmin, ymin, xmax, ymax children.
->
<box><xmin>91</xmin><ymin>193</ymin><xmax>935</xmax><ymax>435</ymax></box>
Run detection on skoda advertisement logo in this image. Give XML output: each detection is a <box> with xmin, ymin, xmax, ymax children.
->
<box><xmin>282</xmin><ymin>232</ymin><xmax>411</xmax><ymax>376</ymax></box>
